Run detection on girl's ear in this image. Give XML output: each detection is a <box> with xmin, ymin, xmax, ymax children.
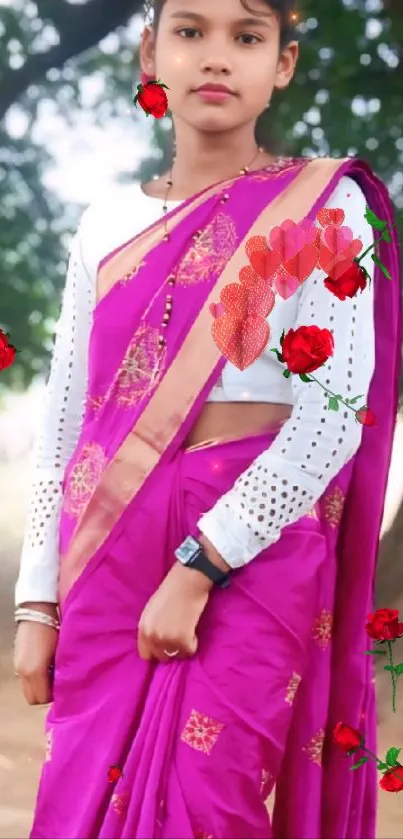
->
<box><xmin>139</xmin><ymin>25</ymin><xmax>157</xmax><ymax>78</ymax></box>
<box><xmin>274</xmin><ymin>41</ymin><xmax>299</xmax><ymax>91</ymax></box>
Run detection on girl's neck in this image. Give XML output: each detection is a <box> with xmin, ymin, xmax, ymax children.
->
<box><xmin>143</xmin><ymin>121</ymin><xmax>277</xmax><ymax>201</ymax></box>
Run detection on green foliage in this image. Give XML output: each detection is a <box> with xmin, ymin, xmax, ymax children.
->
<box><xmin>0</xmin><ymin>0</ymin><xmax>402</xmax><ymax>390</ymax></box>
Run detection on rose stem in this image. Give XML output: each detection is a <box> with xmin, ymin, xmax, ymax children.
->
<box><xmin>386</xmin><ymin>640</ymin><xmax>397</xmax><ymax>714</ymax></box>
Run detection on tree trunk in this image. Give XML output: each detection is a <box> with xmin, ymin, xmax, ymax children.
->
<box><xmin>0</xmin><ymin>0</ymin><xmax>142</xmax><ymax>121</ymax></box>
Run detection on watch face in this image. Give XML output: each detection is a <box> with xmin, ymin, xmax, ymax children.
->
<box><xmin>176</xmin><ymin>536</ymin><xmax>200</xmax><ymax>564</ymax></box>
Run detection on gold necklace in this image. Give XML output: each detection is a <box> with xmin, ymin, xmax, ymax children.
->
<box><xmin>161</xmin><ymin>144</ymin><xmax>265</xmax><ymax>241</ymax></box>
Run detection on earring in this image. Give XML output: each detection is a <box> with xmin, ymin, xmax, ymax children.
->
<box><xmin>140</xmin><ymin>71</ymin><xmax>154</xmax><ymax>85</ymax></box>
<box><xmin>266</xmin><ymin>100</ymin><xmax>271</xmax><ymax>109</ymax></box>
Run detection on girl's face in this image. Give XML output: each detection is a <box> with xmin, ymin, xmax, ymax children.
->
<box><xmin>140</xmin><ymin>0</ymin><xmax>298</xmax><ymax>136</ymax></box>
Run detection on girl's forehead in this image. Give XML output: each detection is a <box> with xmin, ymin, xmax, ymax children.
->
<box><xmin>163</xmin><ymin>0</ymin><xmax>276</xmax><ymax>19</ymax></box>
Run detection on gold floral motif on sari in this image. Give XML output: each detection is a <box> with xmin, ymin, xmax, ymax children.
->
<box><xmin>311</xmin><ymin>609</ymin><xmax>333</xmax><ymax>650</ymax></box>
<box><xmin>285</xmin><ymin>672</ymin><xmax>302</xmax><ymax>705</ymax></box>
<box><xmin>119</xmin><ymin>260</ymin><xmax>147</xmax><ymax>286</ymax></box>
<box><xmin>86</xmin><ymin>395</ymin><xmax>106</xmax><ymax>416</ymax></box>
<box><xmin>249</xmin><ymin>157</ymin><xmax>306</xmax><ymax>181</ymax></box>
<box><xmin>111</xmin><ymin>791</ymin><xmax>130</xmax><ymax>816</ymax></box>
<box><xmin>175</xmin><ymin>213</ymin><xmax>237</xmax><ymax>284</ymax></box>
<box><xmin>260</xmin><ymin>767</ymin><xmax>274</xmax><ymax>801</ymax></box>
<box><xmin>180</xmin><ymin>709</ymin><xmax>225</xmax><ymax>755</ymax></box>
<box><xmin>112</xmin><ymin>324</ymin><xmax>167</xmax><ymax>408</ymax></box>
<box><xmin>305</xmin><ymin>504</ymin><xmax>320</xmax><ymax>520</ymax></box>
<box><xmin>63</xmin><ymin>443</ymin><xmax>106</xmax><ymax>518</ymax></box>
<box><xmin>302</xmin><ymin>728</ymin><xmax>325</xmax><ymax>766</ymax></box>
<box><xmin>323</xmin><ymin>486</ymin><xmax>345</xmax><ymax>527</ymax></box>
<box><xmin>45</xmin><ymin>728</ymin><xmax>53</xmax><ymax>762</ymax></box>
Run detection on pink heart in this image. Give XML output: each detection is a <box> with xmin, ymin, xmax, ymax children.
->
<box><xmin>209</xmin><ymin>301</ymin><xmax>225</xmax><ymax>319</ymax></box>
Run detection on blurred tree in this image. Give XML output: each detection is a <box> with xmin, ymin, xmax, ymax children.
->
<box><xmin>0</xmin><ymin>0</ymin><xmax>402</xmax><ymax>389</ymax></box>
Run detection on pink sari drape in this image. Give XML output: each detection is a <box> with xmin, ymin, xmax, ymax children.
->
<box><xmin>30</xmin><ymin>158</ymin><xmax>401</xmax><ymax>839</ymax></box>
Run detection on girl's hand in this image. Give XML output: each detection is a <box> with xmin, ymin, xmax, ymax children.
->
<box><xmin>13</xmin><ymin>602</ymin><xmax>59</xmax><ymax>706</ymax></box>
<box><xmin>137</xmin><ymin>536</ymin><xmax>232</xmax><ymax>663</ymax></box>
<box><xmin>138</xmin><ymin>561</ymin><xmax>212</xmax><ymax>662</ymax></box>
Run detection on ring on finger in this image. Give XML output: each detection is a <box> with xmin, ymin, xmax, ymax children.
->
<box><xmin>163</xmin><ymin>648</ymin><xmax>180</xmax><ymax>658</ymax></box>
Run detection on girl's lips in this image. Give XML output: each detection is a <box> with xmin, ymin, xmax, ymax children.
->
<box><xmin>194</xmin><ymin>89</ymin><xmax>234</xmax><ymax>102</ymax></box>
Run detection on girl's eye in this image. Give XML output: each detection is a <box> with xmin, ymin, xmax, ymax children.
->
<box><xmin>237</xmin><ymin>33</ymin><xmax>262</xmax><ymax>45</ymax></box>
<box><xmin>176</xmin><ymin>27</ymin><xmax>201</xmax><ymax>38</ymax></box>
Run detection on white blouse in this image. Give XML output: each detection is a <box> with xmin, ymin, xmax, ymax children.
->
<box><xmin>15</xmin><ymin>172</ymin><xmax>375</xmax><ymax>605</ymax></box>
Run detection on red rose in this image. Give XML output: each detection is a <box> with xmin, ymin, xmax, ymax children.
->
<box><xmin>281</xmin><ymin>325</ymin><xmax>334</xmax><ymax>374</ymax></box>
<box><xmin>133</xmin><ymin>79</ymin><xmax>169</xmax><ymax>118</ymax></box>
<box><xmin>107</xmin><ymin>765</ymin><xmax>123</xmax><ymax>783</ymax></box>
<box><xmin>365</xmin><ymin>608</ymin><xmax>403</xmax><ymax>642</ymax></box>
<box><xmin>355</xmin><ymin>407</ymin><xmax>377</xmax><ymax>427</ymax></box>
<box><xmin>333</xmin><ymin>722</ymin><xmax>363</xmax><ymax>753</ymax></box>
<box><xmin>379</xmin><ymin>766</ymin><xmax>403</xmax><ymax>793</ymax></box>
<box><xmin>324</xmin><ymin>261</ymin><xmax>367</xmax><ymax>301</ymax></box>
<box><xmin>0</xmin><ymin>329</ymin><xmax>16</xmax><ymax>371</ymax></box>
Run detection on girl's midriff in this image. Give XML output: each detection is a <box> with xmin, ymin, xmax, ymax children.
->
<box><xmin>183</xmin><ymin>401</ymin><xmax>293</xmax><ymax>449</ymax></box>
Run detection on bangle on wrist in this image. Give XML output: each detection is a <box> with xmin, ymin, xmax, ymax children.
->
<box><xmin>14</xmin><ymin>608</ymin><xmax>60</xmax><ymax>631</ymax></box>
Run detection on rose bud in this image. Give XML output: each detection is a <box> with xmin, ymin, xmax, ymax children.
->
<box><xmin>333</xmin><ymin>722</ymin><xmax>363</xmax><ymax>753</ymax></box>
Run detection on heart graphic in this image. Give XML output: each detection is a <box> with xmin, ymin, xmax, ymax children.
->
<box><xmin>274</xmin><ymin>269</ymin><xmax>300</xmax><ymax>300</ymax></box>
<box><xmin>212</xmin><ymin>314</ymin><xmax>270</xmax><ymax>370</ymax></box>
<box><xmin>323</xmin><ymin>224</ymin><xmax>356</xmax><ymax>251</ymax></box>
<box><xmin>317</xmin><ymin>208</ymin><xmax>345</xmax><ymax>228</ymax></box>
<box><xmin>269</xmin><ymin>220</ymin><xmax>317</xmax><ymax>262</ymax></box>
<box><xmin>248</xmin><ymin>247</ymin><xmax>282</xmax><ymax>282</ymax></box>
<box><xmin>283</xmin><ymin>243</ymin><xmax>319</xmax><ymax>286</ymax></box>
<box><xmin>209</xmin><ymin>301</ymin><xmax>225</xmax><ymax>319</ymax></box>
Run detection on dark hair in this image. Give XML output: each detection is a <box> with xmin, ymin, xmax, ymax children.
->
<box><xmin>144</xmin><ymin>0</ymin><xmax>299</xmax><ymax>49</ymax></box>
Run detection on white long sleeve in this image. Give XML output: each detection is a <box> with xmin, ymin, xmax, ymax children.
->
<box><xmin>15</xmin><ymin>228</ymin><xmax>94</xmax><ymax>605</ymax></box>
<box><xmin>198</xmin><ymin>180</ymin><xmax>375</xmax><ymax>565</ymax></box>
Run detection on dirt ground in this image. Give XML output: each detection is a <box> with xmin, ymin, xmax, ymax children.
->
<box><xmin>1</xmin><ymin>431</ymin><xmax>403</xmax><ymax>838</ymax></box>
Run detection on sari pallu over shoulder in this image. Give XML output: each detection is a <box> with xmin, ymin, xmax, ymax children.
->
<box><xmin>59</xmin><ymin>156</ymin><xmax>349</xmax><ymax>601</ymax></box>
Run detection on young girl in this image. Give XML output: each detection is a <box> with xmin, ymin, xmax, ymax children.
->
<box><xmin>13</xmin><ymin>1</ymin><xmax>401</xmax><ymax>837</ymax></box>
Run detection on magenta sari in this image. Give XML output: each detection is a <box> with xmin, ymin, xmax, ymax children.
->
<box><xmin>30</xmin><ymin>157</ymin><xmax>401</xmax><ymax>839</ymax></box>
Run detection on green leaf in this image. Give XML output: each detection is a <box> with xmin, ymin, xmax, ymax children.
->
<box><xmin>270</xmin><ymin>348</ymin><xmax>284</xmax><ymax>362</ymax></box>
<box><xmin>347</xmin><ymin>394</ymin><xmax>365</xmax><ymax>405</ymax></box>
<box><xmin>328</xmin><ymin>396</ymin><xmax>340</xmax><ymax>411</ymax></box>
<box><xmin>386</xmin><ymin>747</ymin><xmax>401</xmax><ymax>767</ymax></box>
<box><xmin>393</xmin><ymin>662</ymin><xmax>403</xmax><ymax>675</ymax></box>
<box><xmin>299</xmin><ymin>373</ymin><xmax>312</xmax><ymax>382</ymax></box>
<box><xmin>364</xmin><ymin>649</ymin><xmax>387</xmax><ymax>656</ymax></box>
<box><xmin>371</xmin><ymin>254</ymin><xmax>392</xmax><ymax>280</ymax></box>
<box><xmin>350</xmin><ymin>757</ymin><xmax>369</xmax><ymax>770</ymax></box>
<box><xmin>384</xmin><ymin>665</ymin><xmax>394</xmax><ymax>672</ymax></box>
<box><xmin>283</xmin><ymin>369</ymin><xmax>292</xmax><ymax>378</ymax></box>
<box><xmin>364</xmin><ymin>208</ymin><xmax>387</xmax><ymax>231</ymax></box>
<box><xmin>377</xmin><ymin>762</ymin><xmax>389</xmax><ymax>772</ymax></box>
<box><xmin>280</xmin><ymin>330</ymin><xmax>285</xmax><ymax>346</ymax></box>
<box><xmin>381</xmin><ymin>230</ymin><xmax>392</xmax><ymax>243</ymax></box>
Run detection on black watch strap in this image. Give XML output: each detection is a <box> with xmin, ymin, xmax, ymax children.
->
<box><xmin>189</xmin><ymin>547</ymin><xmax>231</xmax><ymax>588</ymax></box>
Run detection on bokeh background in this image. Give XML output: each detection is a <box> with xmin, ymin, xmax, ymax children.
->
<box><xmin>0</xmin><ymin>0</ymin><xmax>403</xmax><ymax>835</ymax></box>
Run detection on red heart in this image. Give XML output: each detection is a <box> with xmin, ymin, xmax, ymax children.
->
<box><xmin>317</xmin><ymin>208</ymin><xmax>345</xmax><ymax>228</ymax></box>
<box><xmin>248</xmin><ymin>247</ymin><xmax>281</xmax><ymax>282</ymax></box>
<box><xmin>212</xmin><ymin>314</ymin><xmax>270</xmax><ymax>370</ymax></box>
<box><xmin>283</xmin><ymin>243</ymin><xmax>319</xmax><ymax>286</ymax></box>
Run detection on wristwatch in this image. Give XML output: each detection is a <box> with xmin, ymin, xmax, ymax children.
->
<box><xmin>174</xmin><ymin>535</ymin><xmax>231</xmax><ymax>588</ymax></box>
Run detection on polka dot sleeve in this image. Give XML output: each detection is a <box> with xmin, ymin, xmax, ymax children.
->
<box><xmin>197</xmin><ymin>180</ymin><xmax>376</xmax><ymax>568</ymax></box>
<box><xmin>15</xmin><ymin>229</ymin><xmax>94</xmax><ymax>605</ymax></box>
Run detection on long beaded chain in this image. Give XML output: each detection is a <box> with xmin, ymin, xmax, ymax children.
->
<box><xmin>154</xmin><ymin>143</ymin><xmax>265</xmax><ymax>359</ymax></box>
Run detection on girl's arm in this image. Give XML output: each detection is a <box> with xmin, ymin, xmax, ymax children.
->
<box><xmin>15</xmin><ymin>223</ymin><xmax>94</xmax><ymax>607</ymax></box>
<box><xmin>197</xmin><ymin>177</ymin><xmax>376</xmax><ymax>567</ymax></box>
